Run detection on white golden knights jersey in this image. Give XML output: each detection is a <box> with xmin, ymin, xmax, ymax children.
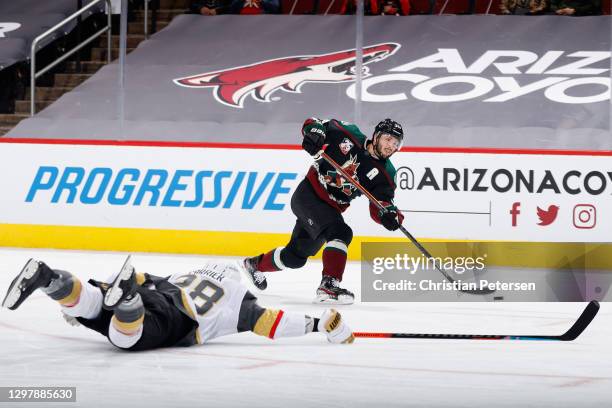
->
<box><xmin>166</xmin><ymin>262</ymin><xmax>248</xmax><ymax>344</ymax></box>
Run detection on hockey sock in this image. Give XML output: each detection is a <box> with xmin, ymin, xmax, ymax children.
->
<box><xmin>258</xmin><ymin>248</ymin><xmax>285</xmax><ymax>272</ymax></box>
<box><xmin>109</xmin><ymin>293</ymin><xmax>144</xmax><ymax>349</ymax></box>
<box><xmin>253</xmin><ymin>309</ymin><xmax>314</xmax><ymax>339</ymax></box>
<box><xmin>322</xmin><ymin>240</ymin><xmax>348</xmax><ymax>280</ymax></box>
<box><xmin>42</xmin><ymin>271</ymin><xmax>102</xmax><ymax>319</ymax></box>
<box><xmin>41</xmin><ymin>270</ymin><xmax>82</xmax><ymax>306</ymax></box>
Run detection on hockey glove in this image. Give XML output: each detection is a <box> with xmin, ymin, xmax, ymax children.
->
<box><xmin>302</xmin><ymin>126</ymin><xmax>326</xmax><ymax>156</ymax></box>
<box><xmin>380</xmin><ymin>207</ymin><xmax>403</xmax><ymax>231</ymax></box>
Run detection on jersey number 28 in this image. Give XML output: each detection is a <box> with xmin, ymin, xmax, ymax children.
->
<box><xmin>174</xmin><ymin>274</ymin><xmax>224</xmax><ymax>316</ymax></box>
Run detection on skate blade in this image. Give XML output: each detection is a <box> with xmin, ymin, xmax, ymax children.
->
<box><xmin>313</xmin><ymin>294</ymin><xmax>354</xmax><ymax>305</ymax></box>
<box><xmin>2</xmin><ymin>259</ymin><xmax>39</xmax><ymax>309</ymax></box>
<box><xmin>103</xmin><ymin>255</ymin><xmax>133</xmax><ymax>308</ymax></box>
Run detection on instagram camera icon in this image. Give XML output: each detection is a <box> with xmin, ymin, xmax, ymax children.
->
<box><xmin>573</xmin><ymin>204</ymin><xmax>596</xmax><ymax>229</ymax></box>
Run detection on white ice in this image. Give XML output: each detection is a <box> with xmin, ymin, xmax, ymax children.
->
<box><xmin>0</xmin><ymin>248</ymin><xmax>610</xmax><ymax>408</ymax></box>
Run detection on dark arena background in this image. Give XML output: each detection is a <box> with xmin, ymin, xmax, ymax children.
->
<box><xmin>0</xmin><ymin>1</ymin><xmax>611</xmax><ymax>407</ymax></box>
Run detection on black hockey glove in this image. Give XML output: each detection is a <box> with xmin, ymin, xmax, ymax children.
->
<box><xmin>302</xmin><ymin>126</ymin><xmax>326</xmax><ymax>156</ymax></box>
<box><xmin>380</xmin><ymin>209</ymin><xmax>401</xmax><ymax>231</ymax></box>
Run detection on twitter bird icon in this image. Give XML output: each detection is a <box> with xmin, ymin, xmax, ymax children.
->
<box><xmin>537</xmin><ymin>205</ymin><xmax>559</xmax><ymax>226</ymax></box>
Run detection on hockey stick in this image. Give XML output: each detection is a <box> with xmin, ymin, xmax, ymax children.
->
<box><xmin>317</xmin><ymin>148</ymin><xmax>494</xmax><ymax>295</ymax></box>
<box><xmin>354</xmin><ymin>300</ymin><xmax>599</xmax><ymax>341</ymax></box>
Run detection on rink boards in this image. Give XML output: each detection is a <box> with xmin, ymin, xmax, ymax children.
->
<box><xmin>0</xmin><ymin>139</ymin><xmax>610</xmax><ymax>267</ymax></box>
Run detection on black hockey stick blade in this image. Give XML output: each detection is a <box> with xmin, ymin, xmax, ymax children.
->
<box><xmin>558</xmin><ymin>300</ymin><xmax>600</xmax><ymax>341</ymax></box>
<box><xmin>355</xmin><ymin>301</ymin><xmax>599</xmax><ymax>341</ymax></box>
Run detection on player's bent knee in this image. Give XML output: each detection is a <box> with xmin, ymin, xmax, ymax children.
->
<box><xmin>323</xmin><ymin>222</ymin><xmax>353</xmax><ymax>245</ymax></box>
<box><xmin>279</xmin><ymin>247</ymin><xmax>308</xmax><ymax>269</ymax></box>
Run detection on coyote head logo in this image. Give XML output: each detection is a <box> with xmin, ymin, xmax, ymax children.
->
<box><xmin>173</xmin><ymin>43</ymin><xmax>400</xmax><ymax>108</ymax></box>
<box><xmin>323</xmin><ymin>155</ymin><xmax>360</xmax><ymax>196</ymax></box>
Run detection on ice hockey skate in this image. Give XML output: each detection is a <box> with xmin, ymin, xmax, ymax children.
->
<box><xmin>320</xmin><ymin>308</ymin><xmax>354</xmax><ymax>344</ymax></box>
<box><xmin>2</xmin><ymin>258</ymin><xmax>57</xmax><ymax>310</ymax></box>
<box><xmin>315</xmin><ymin>276</ymin><xmax>355</xmax><ymax>305</ymax></box>
<box><xmin>240</xmin><ymin>255</ymin><xmax>268</xmax><ymax>291</ymax></box>
<box><xmin>103</xmin><ymin>255</ymin><xmax>137</xmax><ymax>310</ymax></box>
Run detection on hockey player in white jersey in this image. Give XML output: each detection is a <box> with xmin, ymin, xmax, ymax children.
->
<box><xmin>2</xmin><ymin>256</ymin><xmax>354</xmax><ymax>350</ymax></box>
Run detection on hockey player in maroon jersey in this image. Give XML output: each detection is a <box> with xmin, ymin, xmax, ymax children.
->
<box><xmin>241</xmin><ymin>118</ymin><xmax>405</xmax><ymax>304</ymax></box>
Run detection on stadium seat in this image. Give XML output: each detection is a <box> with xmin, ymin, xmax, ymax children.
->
<box><xmin>473</xmin><ymin>0</ymin><xmax>499</xmax><ymax>14</ymax></box>
<box><xmin>317</xmin><ymin>0</ymin><xmax>346</xmax><ymax>14</ymax></box>
<box><xmin>438</xmin><ymin>0</ymin><xmax>472</xmax><ymax>14</ymax></box>
<box><xmin>410</xmin><ymin>0</ymin><xmax>435</xmax><ymax>14</ymax></box>
<box><xmin>281</xmin><ymin>0</ymin><xmax>317</xmax><ymax>14</ymax></box>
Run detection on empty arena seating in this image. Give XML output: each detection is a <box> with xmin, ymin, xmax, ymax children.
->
<box><xmin>278</xmin><ymin>0</ymin><xmax>610</xmax><ymax>15</ymax></box>
<box><xmin>409</xmin><ymin>1</ymin><xmax>497</xmax><ymax>15</ymax></box>
<box><xmin>4</xmin><ymin>13</ymin><xmax>608</xmax><ymax>153</ymax></box>
<box><xmin>0</xmin><ymin>0</ymin><xmax>105</xmax><ymax>70</ymax></box>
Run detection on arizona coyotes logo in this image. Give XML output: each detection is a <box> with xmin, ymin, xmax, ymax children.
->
<box><xmin>323</xmin><ymin>155</ymin><xmax>360</xmax><ymax>196</ymax></box>
<box><xmin>173</xmin><ymin>43</ymin><xmax>400</xmax><ymax>108</ymax></box>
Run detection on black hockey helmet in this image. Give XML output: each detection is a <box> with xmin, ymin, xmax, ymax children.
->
<box><xmin>372</xmin><ymin>118</ymin><xmax>404</xmax><ymax>149</ymax></box>
<box><xmin>374</xmin><ymin>118</ymin><xmax>403</xmax><ymax>141</ymax></box>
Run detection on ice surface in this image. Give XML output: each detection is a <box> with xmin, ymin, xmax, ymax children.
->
<box><xmin>0</xmin><ymin>248</ymin><xmax>610</xmax><ymax>408</ymax></box>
